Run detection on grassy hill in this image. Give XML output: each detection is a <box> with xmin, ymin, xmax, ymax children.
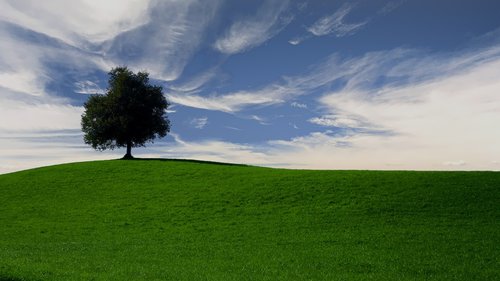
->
<box><xmin>0</xmin><ymin>159</ymin><xmax>498</xmax><ymax>280</ymax></box>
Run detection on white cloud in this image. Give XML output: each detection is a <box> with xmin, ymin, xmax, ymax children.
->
<box><xmin>167</xmin><ymin>42</ymin><xmax>500</xmax><ymax>171</ymax></box>
<box><xmin>309</xmin><ymin>115</ymin><xmax>371</xmax><ymax>129</ymax></box>
<box><xmin>287</xmin><ymin>34</ymin><xmax>311</xmax><ymax>45</ymax></box>
<box><xmin>0</xmin><ymin>71</ymin><xmax>45</xmax><ymax>97</ymax></box>
<box><xmin>251</xmin><ymin>115</ymin><xmax>264</xmax><ymax>122</ymax></box>
<box><xmin>0</xmin><ymin>18</ymin><xmax>115</xmax><ymax>99</ymax></box>
<box><xmin>0</xmin><ymin>0</ymin><xmax>152</xmax><ymax>45</ymax></box>
<box><xmin>167</xmin><ymin>83</ymin><xmax>292</xmax><ymax>112</ymax></box>
<box><xmin>0</xmin><ymin>101</ymin><xmax>83</xmax><ymax>132</ymax></box>
<box><xmin>0</xmin><ymin>25</ymin><xmax>51</xmax><ymax>97</ymax></box>
<box><xmin>156</xmin><ymin>134</ymin><xmax>273</xmax><ymax>166</ymax></box>
<box><xmin>213</xmin><ymin>0</ymin><xmax>291</xmax><ymax>54</ymax></box>
<box><xmin>290</xmin><ymin>2</ymin><xmax>381</xmax><ymax>45</ymax></box>
<box><xmin>1</xmin><ymin>2</ymin><xmax>499</xmax><ymax>173</ymax></box>
<box><xmin>312</xmin><ymin>52</ymin><xmax>500</xmax><ymax>170</ymax></box>
<box><xmin>74</xmin><ymin>80</ymin><xmax>106</xmax><ymax>95</ymax></box>
<box><xmin>0</xmin><ymin>130</ymin><xmax>122</xmax><ymax>174</ymax></box>
<box><xmin>190</xmin><ymin>117</ymin><xmax>208</xmax><ymax>129</ymax></box>
<box><xmin>168</xmin><ymin>67</ymin><xmax>219</xmax><ymax>93</ymax></box>
<box><xmin>0</xmin><ymin>20</ymin><xmax>115</xmax><ymax>175</ymax></box>
<box><xmin>0</xmin><ymin>0</ymin><xmax>222</xmax><ymax>83</ymax></box>
<box><xmin>290</xmin><ymin>102</ymin><xmax>307</xmax><ymax>109</ymax></box>
<box><xmin>166</xmin><ymin>49</ymin><xmax>410</xmax><ymax>112</ymax></box>
<box><xmin>0</xmin><ymin>2</ymin><xmax>228</xmax><ymax>162</ymax></box>
<box><xmin>307</xmin><ymin>3</ymin><xmax>368</xmax><ymax>37</ymax></box>
<box><xmin>104</xmin><ymin>0</ymin><xmax>221</xmax><ymax>81</ymax></box>
<box><xmin>167</xmin><ymin>53</ymin><xmax>360</xmax><ymax>111</ymax></box>
<box><xmin>167</xmin><ymin>46</ymin><xmax>499</xmax><ymax>112</ymax></box>
<box><xmin>250</xmin><ymin>115</ymin><xmax>270</xmax><ymax>125</ymax></box>
<box><xmin>167</xmin><ymin>94</ymin><xmax>234</xmax><ymax>113</ymax></box>
<box><xmin>0</xmin><ymin>22</ymin><xmax>113</xmax><ymax>155</ymax></box>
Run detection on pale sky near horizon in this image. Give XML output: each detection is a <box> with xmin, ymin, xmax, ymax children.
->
<box><xmin>1</xmin><ymin>0</ymin><xmax>500</xmax><ymax>174</ymax></box>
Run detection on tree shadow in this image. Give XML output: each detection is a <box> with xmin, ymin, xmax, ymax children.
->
<box><xmin>0</xmin><ymin>276</ymin><xmax>38</xmax><ymax>281</ymax></box>
<box><xmin>118</xmin><ymin>157</ymin><xmax>249</xmax><ymax>167</ymax></box>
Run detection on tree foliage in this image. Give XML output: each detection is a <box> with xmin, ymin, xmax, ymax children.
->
<box><xmin>81</xmin><ymin>67</ymin><xmax>170</xmax><ymax>158</ymax></box>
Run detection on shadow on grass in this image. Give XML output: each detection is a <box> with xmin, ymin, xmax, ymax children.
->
<box><xmin>0</xmin><ymin>276</ymin><xmax>37</xmax><ymax>281</ymax></box>
<box><xmin>118</xmin><ymin>157</ymin><xmax>250</xmax><ymax>167</ymax></box>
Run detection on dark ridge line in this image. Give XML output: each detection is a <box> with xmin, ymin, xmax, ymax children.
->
<box><xmin>117</xmin><ymin>157</ymin><xmax>250</xmax><ymax>167</ymax></box>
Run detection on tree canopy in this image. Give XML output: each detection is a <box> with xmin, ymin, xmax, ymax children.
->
<box><xmin>81</xmin><ymin>67</ymin><xmax>170</xmax><ymax>158</ymax></box>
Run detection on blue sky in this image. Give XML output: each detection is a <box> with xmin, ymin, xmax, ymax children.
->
<box><xmin>1</xmin><ymin>0</ymin><xmax>500</xmax><ymax>173</ymax></box>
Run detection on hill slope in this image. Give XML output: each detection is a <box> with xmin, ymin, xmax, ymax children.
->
<box><xmin>0</xmin><ymin>160</ymin><xmax>499</xmax><ymax>280</ymax></box>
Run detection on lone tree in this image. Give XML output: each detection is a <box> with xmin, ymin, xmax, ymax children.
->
<box><xmin>81</xmin><ymin>67</ymin><xmax>170</xmax><ymax>159</ymax></box>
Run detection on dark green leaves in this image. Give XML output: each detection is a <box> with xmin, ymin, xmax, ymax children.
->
<box><xmin>81</xmin><ymin>67</ymin><xmax>170</xmax><ymax>152</ymax></box>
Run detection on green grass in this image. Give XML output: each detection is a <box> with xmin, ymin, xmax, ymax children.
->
<box><xmin>0</xmin><ymin>159</ymin><xmax>499</xmax><ymax>280</ymax></box>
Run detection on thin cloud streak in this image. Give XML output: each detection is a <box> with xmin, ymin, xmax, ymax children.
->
<box><xmin>308</xmin><ymin>115</ymin><xmax>373</xmax><ymax>130</ymax></box>
<box><xmin>167</xmin><ymin>84</ymin><xmax>292</xmax><ymax>113</ymax></box>
<box><xmin>307</xmin><ymin>3</ymin><xmax>368</xmax><ymax>37</ymax></box>
<box><xmin>168</xmin><ymin>67</ymin><xmax>220</xmax><ymax>93</ymax></box>
<box><xmin>378</xmin><ymin>0</ymin><xmax>407</xmax><ymax>16</ymax></box>
<box><xmin>74</xmin><ymin>81</ymin><xmax>106</xmax><ymax>95</ymax></box>
<box><xmin>213</xmin><ymin>0</ymin><xmax>291</xmax><ymax>54</ymax></box>
<box><xmin>289</xmin><ymin>1</ymin><xmax>399</xmax><ymax>45</ymax></box>
<box><xmin>190</xmin><ymin>117</ymin><xmax>209</xmax><ymax>129</ymax></box>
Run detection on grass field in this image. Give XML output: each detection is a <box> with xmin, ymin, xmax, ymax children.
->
<box><xmin>0</xmin><ymin>159</ymin><xmax>499</xmax><ymax>280</ymax></box>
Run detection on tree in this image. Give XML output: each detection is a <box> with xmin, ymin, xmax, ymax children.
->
<box><xmin>81</xmin><ymin>67</ymin><xmax>170</xmax><ymax>159</ymax></box>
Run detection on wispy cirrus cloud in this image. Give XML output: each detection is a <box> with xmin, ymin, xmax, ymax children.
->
<box><xmin>0</xmin><ymin>0</ymin><xmax>152</xmax><ymax>45</ymax></box>
<box><xmin>166</xmin><ymin>49</ymin><xmax>410</xmax><ymax>112</ymax></box>
<box><xmin>287</xmin><ymin>37</ymin><xmax>303</xmax><ymax>45</ymax></box>
<box><xmin>1</xmin><ymin>1</ymin><xmax>499</xmax><ymax>174</ymax></box>
<box><xmin>308</xmin><ymin>115</ymin><xmax>373</xmax><ymax>130</ymax></box>
<box><xmin>3</xmin><ymin>43</ymin><xmax>500</xmax><ymax>174</ymax></box>
<box><xmin>289</xmin><ymin>2</ymin><xmax>398</xmax><ymax>46</ymax></box>
<box><xmin>74</xmin><ymin>81</ymin><xmax>106</xmax><ymax>95</ymax></box>
<box><xmin>307</xmin><ymin>3</ymin><xmax>368</xmax><ymax>37</ymax></box>
<box><xmin>0</xmin><ymin>21</ymin><xmax>112</xmax><ymax>109</ymax></box>
<box><xmin>0</xmin><ymin>2</ymin><xmax>151</xmax><ymax>174</ymax></box>
<box><xmin>164</xmin><ymin>36</ymin><xmax>500</xmax><ymax>170</ymax></box>
<box><xmin>0</xmin><ymin>0</ymin><xmax>223</xmax><ymax>82</ymax></box>
<box><xmin>290</xmin><ymin>102</ymin><xmax>307</xmax><ymax>109</ymax></box>
<box><xmin>190</xmin><ymin>117</ymin><xmax>209</xmax><ymax>129</ymax></box>
<box><xmin>168</xmin><ymin>67</ymin><xmax>220</xmax><ymax>93</ymax></box>
<box><xmin>309</xmin><ymin>48</ymin><xmax>500</xmax><ymax>170</ymax></box>
<box><xmin>0</xmin><ymin>0</ymin><xmax>225</xmax><ymax>109</ymax></box>
<box><xmin>168</xmin><ymin>37</ymin><xmax>500</xmax><ymax>120</ymax></box>
<box><xmin>104</xmin><ymin>0</ymin><xmax>221</xmax><ymax>81</ymax></box>
<box><xmin>167</xmin><ymin>83</ymin><xmax>292</xmax><ymax>113</ymax></box>
<box><xmin>0</xmin><ymin>0</ymin><xmax>222</xmax><ymax>162</ymax></box>
<box><xmin>213</xmin><ymin>0</ymin><xmax>292</xmax><ymax>54</ymax></box>
<box><xmin>378</xmin><ymin>0</ymin><xmax>407</xmax><ymax>16</ymax></box>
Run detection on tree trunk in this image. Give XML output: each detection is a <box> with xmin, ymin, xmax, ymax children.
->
<box><xmin>123</xmin><ymin>141</ymin><xmax>133</xmax><ymax>159</ymax></box>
